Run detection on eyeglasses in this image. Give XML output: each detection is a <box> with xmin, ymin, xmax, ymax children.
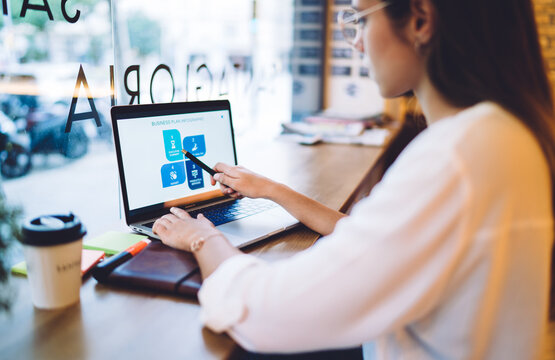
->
<box><xmin>337</xmin><ymin>2</ymin><xmax>391</xmax><ymax>47</ymax></box>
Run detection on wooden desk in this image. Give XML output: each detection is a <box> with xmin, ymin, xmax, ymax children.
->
<box><xmin>0</xmin><ymin>140</ymin><xmax>383</xmax><ymax>360</ymax></box>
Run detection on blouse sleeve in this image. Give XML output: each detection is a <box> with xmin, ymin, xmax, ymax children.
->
<box><xmin>198</xmin><ymin>145</ymin><xmax>472</xmax><ymax>353</ymax></box>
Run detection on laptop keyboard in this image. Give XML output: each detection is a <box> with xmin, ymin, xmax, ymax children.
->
<box><xmin>143</xmin><ymin>198</ymin><xmax>278</xmax><ymax>228</ymax></box>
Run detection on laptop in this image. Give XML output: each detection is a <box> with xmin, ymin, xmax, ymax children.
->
<box><xmin>111</xmin><ymin>100</ymin><xmax>299</xmax><ymax>248</ymax></box>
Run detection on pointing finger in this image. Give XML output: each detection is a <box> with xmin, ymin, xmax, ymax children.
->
<box><xmin>214</xmin><ymin>163</ymin><xmax>244</xmax><ymax>178</ymax></box>
<box><xmin>213</xmin><ymin>162</ymin><xmax>234</xmax><ymax>174</ymax></box>
<box><xmin>213</xmin><ymin>172</ymin><xmax>238</xmax><ymax>188</ymax></box>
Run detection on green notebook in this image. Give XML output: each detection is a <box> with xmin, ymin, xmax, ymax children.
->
<box><xmin>11</xmin><ymin>261</ymin><xmax>27</xmax><ymax>276</ymax></box>
<box><xmin>12</xmin><ymin>249</ymin><xmax>105</xmax><ymax>277</ymax></box>
<box><xmin>82</xmin><ymin>231</ymin><xmax>148</xmax><ymax>255</ymax></box>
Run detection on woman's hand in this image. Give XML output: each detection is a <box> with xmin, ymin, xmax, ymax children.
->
<box><xmin>153</xmin><ymin>207</ymin><xmax>224</xmax><ymax>252</ymax></box>
<box><xmin>211</xmin><ymin>163</ymin><xmax>277</xmax><ymax>199</ymax></box>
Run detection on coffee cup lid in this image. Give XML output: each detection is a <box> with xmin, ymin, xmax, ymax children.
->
<box><xmin>22</xmin><ymin>213</ymin><xmax>87</xmax><ymax>246</ymax></box>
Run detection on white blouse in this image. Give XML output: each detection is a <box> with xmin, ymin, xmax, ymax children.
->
<box><xmin>198</xmin><ymin>102</ymin><xmax>554</xmax><ymax>359</ymax></box>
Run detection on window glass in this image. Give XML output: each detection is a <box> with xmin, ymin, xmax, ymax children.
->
<box><xmin>112</xmin><ymin>0</ymin><xmax>293</xmax><ymax>134</ymax></box>
<box><xmin>1</xmin><ymin>0</ymin><xmax>115</xmax><ymax>235</ymax></box>
<box><xmin>1</xmin><ymin>0</ymin><xmax>294</xmax><ymax>235</ymax></box>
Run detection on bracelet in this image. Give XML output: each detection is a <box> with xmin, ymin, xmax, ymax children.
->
<box><xmin>189</xmin><ymin>233</ymin><xmax>222</xmax><ymax>252</ymax></box>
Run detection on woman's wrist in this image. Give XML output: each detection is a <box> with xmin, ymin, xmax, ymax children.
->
<box><xmin>189</xmin><ymin>232</ymin><xmax>224</xmax><ymax>252</ymax></box>
<box><xmin>263</xmin><ymin>181</ymin><xmax>288</xmax><ymax>202</ymax></box>
<box><xmin>191</xmin><ymin>232</ymin><xmax>242</xmax><ymax>279</ymax></box>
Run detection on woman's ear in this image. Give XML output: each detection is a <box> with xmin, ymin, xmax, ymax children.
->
<box><xmin>409</xmin><ymin>0</ymin><xmax>436</xmax><ymax>48</ymax></box>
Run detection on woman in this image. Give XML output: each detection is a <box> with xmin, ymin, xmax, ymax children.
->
<box><xmin>153</xmin><ymin>0</ymin><xmax>555</xmax><ymax>358</ymax></box>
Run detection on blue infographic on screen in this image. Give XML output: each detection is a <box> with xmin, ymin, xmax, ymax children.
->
<box><xmin>161</xmin><ymin>132</ymin><xmax>207</xmax><ymax>189</ymax></box>
<box><xmin>161</xmin><ymin>161</ymin><xmax>186</xmax><ymax>188</ymax></box>
<box><xmin>183</xmin><ymin>135</ymin><xmax>206</xmax><ymax>157</ymax></box>
<box><xmin>163</xmin><ymin>129</ymin><xmax>184</xmax><ymax>162</ymax></box>
<box><xmin>185</xmin><ymin>160</ymin><xmax>204</xmax><ymax>190</ymax></box>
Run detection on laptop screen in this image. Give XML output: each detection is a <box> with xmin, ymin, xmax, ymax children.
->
<box><xmin>111</xmin><ymin>100</ymin><xmax>237</xmax><ymax>221</ymax></box>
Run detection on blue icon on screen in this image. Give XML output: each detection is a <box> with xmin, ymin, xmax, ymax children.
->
<box><xmin>163</xmin><ymin>129</ymin><xmax>183</xmax><ymax>162</ymax></box>
<box><xmin>183</xmin><ymin>135</ymin><xmax>206</xmax><ymax>157</ymax></box>
<box><xmin>161</xmin><ymin>162</ymin><xmax>186</xmax><ymax>188</ymax></box>
<box><xmin>186</xmin><ymin>160</ymin><xmax>204</xmax><ymax>190</ymax></box>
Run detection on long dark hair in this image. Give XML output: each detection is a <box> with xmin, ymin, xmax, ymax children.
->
<box><xmin>382</xmin><ymin>0</ymin><xmax>555</xmax><ymax>319</ymax></box>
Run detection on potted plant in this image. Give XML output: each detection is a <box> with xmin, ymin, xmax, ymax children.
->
<box><xmin>0</xmin><ymin>196</ymin><xmax>21</xmax><ymax>312</ymax></box>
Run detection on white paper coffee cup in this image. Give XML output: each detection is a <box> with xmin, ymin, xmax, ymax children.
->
<box><xmin>22</xmin><ymin>214</ymin><xmax>86</xmax><ymax>309</ymax></box>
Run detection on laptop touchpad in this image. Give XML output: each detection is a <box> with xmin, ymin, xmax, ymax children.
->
<box><xmin>218</xmin><ymin>212</ymin><xmax>282</xmax><ymax>239</ymax></box>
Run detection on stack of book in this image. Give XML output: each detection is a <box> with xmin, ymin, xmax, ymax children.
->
<box><xmin>303</xmin><ymin>109</ymin><xmax>389</xmax><ymax>128</ymax></box>
<box><xmin>278</xmin><ymin>110</ymin><xmax>392</xmax><ymax>146</ymax></box>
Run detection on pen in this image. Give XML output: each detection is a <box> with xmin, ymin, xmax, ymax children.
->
<box><xmin>92</xmin><ymin>240</ymin><xmax>150</xmax><ymax>282</ymax></box>
<box><xmin>182</xmin><ymin>150</ymin><xmax>216</xmax><ymax>176</ymax></box>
